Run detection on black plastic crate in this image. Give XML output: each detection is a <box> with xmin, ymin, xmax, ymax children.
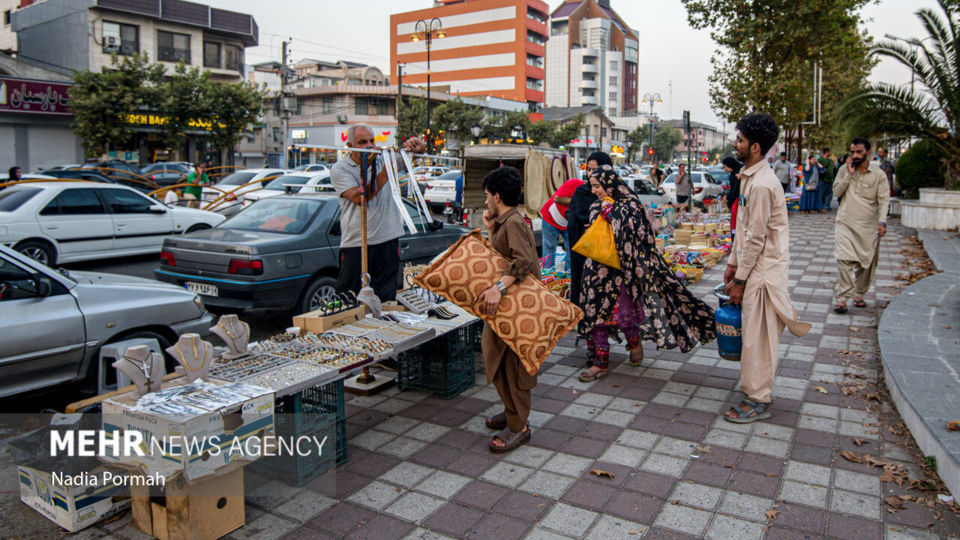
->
<box><xmin>251</xmin><ymin>380</ymin><xmax>347</xmax><ymax>486</ymax></box>
<box><xmin>398</xmin><ymin>323</ymin><xmax>478</xmax><ymax>399</ymax></box>
<box><xmin>470</xmin><ymin>320</ymin><xmax>483</xmax><ymax>353</ymax></box>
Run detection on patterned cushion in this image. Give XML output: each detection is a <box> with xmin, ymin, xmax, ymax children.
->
<box><xmin>414</xmin><ymin>230</ymin><xmax>583</xmax><ymax>376</ymax></box>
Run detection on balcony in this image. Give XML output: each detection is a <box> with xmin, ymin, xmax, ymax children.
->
<box><xmin>580</xmin><ymin>47</ymin><xmax>599</xmax><ymax>58</ymax></box>
<box><xmin>581</xmin><ymin>63</ymin><xmax>597</xmax><ymax>73</ymax></box>
<box><xmin>579</xmin><ymin>79</ymin><xmax>597</xmax><ymax>89</ymax></box>
<box><xmin>96</xmin><ymin>0</ymin><xmax>258</xmax><ymax>45</ymax></box>
<box><xmin>581</xmin><ymin>95</ymin><xmax>597</xmax><ymax>105</ymax></box>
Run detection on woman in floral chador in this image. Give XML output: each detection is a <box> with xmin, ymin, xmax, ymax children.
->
<box><xmin>578</xmin><ymin>167</ymin><xmax>717</xmax><ymax>381</ymax></box>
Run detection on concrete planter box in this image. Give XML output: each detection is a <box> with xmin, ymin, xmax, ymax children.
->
<box><xmin>901</xmin><ymin>188</ymin><xmax>960</xmax><ymax>230</ymax></box>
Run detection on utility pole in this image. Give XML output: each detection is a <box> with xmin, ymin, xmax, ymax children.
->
<box><xmin>683</xmin><ymin>110</ymin><xmax>692</xmax><ymax>172</ymax></box>
<box><xmin>396</xmin><ymin>63</ymin><xmax>404</xmax><ymax>142</ymax></box>
<box><xmin>281</xmin><ymin>40</ymin><xmax>290</xmax><ymax>169</ymax></box>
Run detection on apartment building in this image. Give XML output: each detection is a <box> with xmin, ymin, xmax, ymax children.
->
<box><xmin>390</xmin><ymin>0</ymin><xmax>549</xmax><ymax>110</ymax></box>
<box><xmin>545</xmin><ymin>0</ymin><xmax>638</xmax><ymax>118</ymax></box>
<box><xmin>665</xmin><ymin>118</ymin><xmax>727</xmax><ymax>158</ymax></box>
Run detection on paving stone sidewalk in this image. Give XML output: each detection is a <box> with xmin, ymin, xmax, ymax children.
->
<box><xmin>3</xmin><ymin>212</ymin><xmax>958</xmax><ymax>539</ymax></box>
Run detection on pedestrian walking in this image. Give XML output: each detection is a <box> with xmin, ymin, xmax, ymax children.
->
<box><xmin>832</xmin><ymin>137</ymin><xmax>890</xmax><ymax>314</ymax></box>
<box><xmin>539</xmin><ymin>176</ymin><xmax>583</xmax><ymax>272</ymax></box>
<box><xmin>577</xmin><ymin>166</ymin><xmax>716</xmax><ymax>382</ymax></box>
<box><xmin>478</xmin><ymin>166</ymin><xmax>540</xmax><ymax>453</ymax></box>
<box><xmin>648</xmin><ymin>163</ymin><xmax>664</xmax><ymax>187</ymax></box>
<box><xmin>566</xmin><ymin>152</ymin><xmax>609</xmax><ymax>310</ymax></box>
<box><xmin>675</xmin><ymin>163</ymin><xmax>692</xmax><ymax>208</ymax></box>
<box><xmin>724</xmin><ymin>113</ymin><xmax>811</xmax><ymax>423</ymax></box>
<box><xmin>722</xmin><ymin>156</ymin><xmax>742</xmax><ymax>242</ymax></box>
<box><xmin>817</xmin><ymin>148</ymin><xmax>836</xmax><ymax>212</ymax></box>
<box><xmin>772</xmin><ymin>152</ymin><xmax>793</xmax><ymax>194</ymax></box>
<box><xmin>331</xmin><ymin>124</ymin><xmax>425</xmax><ymax>302</ymax></box>
<box><xmin>182</xmin><ymin>163</ymin><xmax>210</xmax><ymax>209</ymax></box>
<box><xmin>878</xmin><ymin>147</ymin><xmax>895</xmax><ymax>196</ymax></box>
<box><xmin>799</xmin><ymin>154</ymin><xmax>824</xmax><ymax>213</ymax></box>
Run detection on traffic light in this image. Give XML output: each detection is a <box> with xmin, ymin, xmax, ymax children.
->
<box><xmin>647</xmin><ymin>148</ymin><xmax>654</xmax><ymax>155</ymax></box>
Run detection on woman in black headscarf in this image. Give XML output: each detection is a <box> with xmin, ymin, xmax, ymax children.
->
<box><xmin>578</xmin><ymin>167</ymin><xmax>716</xmax><ymax>381</ymax></box>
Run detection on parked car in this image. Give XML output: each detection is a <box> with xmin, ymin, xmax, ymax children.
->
<box><xmin>141</xmin><ymin>162</ymin><xmax>193</xmax><ymax>186</ymax></box>
<box><xmin>242</xmin><ymin>171</ymin><xmax>333</xmax><ymax>207</ymax></box>
<box><xmin>622</xmin><ymin>177</ymin><xmax>671</xmax><ymax>205</ymax></box>
<box><xmin>658</xmin><ymin>171</ymin><xmax>725</xmax><ymax>206</ymax></box>
<box><xmin>201</xmin><ymin>168</ymin><xmax>287</xmax><ymax>217</ymax></box>
<box><xmin>155</xmin><ymin>193</ymin><xmax>470</xmax><ymax>313</ymax></box>
<box><xmin>423</xmin><ymin>169</ymin><xmax>462</xmax><ymax>211</ymax></box>
<box><xmin>0</xmin><ymin>182</ymin><xmax>225</xmax><ymax>266</ymax></box>
<box><xmin>293</xmin><ymin>163</ymin><xmax>330</xmax><ymax>173</ymax></box>
<box><xmin>0</xmin><ymin>244</ymin><xmax>213</xmax><ymax>398</ymax></box>
<box><xmin>41</xmin><ymin>169</ymin><xmax>153</xmax><ymax>193</ymax></box>
<box><xmin>411</xmin><ymin>166</ymin><xmax>451</xmax><ymax>183</ymax></box>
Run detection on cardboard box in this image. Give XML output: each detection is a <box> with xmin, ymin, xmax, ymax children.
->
<box><xmin>293</xmin><ymin>305</ymin><xmax>365</xmax><ymax>334</ymax></box>
<box><xmin>18</xmin><ymin>463</ymin><xmax>130</xmax><ymax>532</ymax></box>
<box><xmin>131</xmin><ymin>465</ymin><xmax>244</xmax><ymax>540</ymax></box>
<box><xmin>101</xmin><ymin>379</ymin><xmax>275</xmax><ymax>483</ymax></box>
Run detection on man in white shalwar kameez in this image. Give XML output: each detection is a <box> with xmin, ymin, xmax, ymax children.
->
<box><xmin>832</xmin><ymin>137</ymin><xmax>890</xmax><ymax>313</ymax></box>
<box><xmin>724</xmin><ymin>113</ymin><xmax>811</xmax><ymax>424</ymax></box>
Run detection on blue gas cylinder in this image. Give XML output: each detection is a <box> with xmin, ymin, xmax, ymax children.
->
<box><xmin>712</xmin><ymin>283</ymin><xmax>742</xmax><ymax>361</ymax></box>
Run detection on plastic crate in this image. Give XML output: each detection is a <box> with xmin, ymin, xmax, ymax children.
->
<box><xmin>470</xmin><ymin>320</ymin><xmax>483</xmax><ymax>353</ymax></box>
<box><xmin>251</xmin><ymin>380</ymin><xmax>347</xmax><ymax>486</ymax></box>
<box><xmin>398</xmin><ymin>322</ymin><xmax>479</xmax><ymax>399</ymax></box>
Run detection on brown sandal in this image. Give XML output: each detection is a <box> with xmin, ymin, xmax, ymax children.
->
<box><xmin>489</xmin><ymin>426</ymin><xmax>531</xmax><ymax>454</ymax></box>
<box><xmin>579</xmin><ymin>366</ymin><xmax>607</xmax><ymax>382</ymax></box>
<box><xmin>853</xmin><ymin>298</ymin><xmax>867</xmax><ymax>308</ymax></box>
<box><xmin>485</xmin><ymin>412</ymin><xmax>507</xmax><ymax>430</ymax></box>
<box><xmin>629</xmin><ymin>346</ymin><xmax>644</xmax><ymax>367</ymax></box>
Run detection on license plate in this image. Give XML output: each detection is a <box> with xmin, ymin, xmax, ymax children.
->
<box><xmin>186</xmin><ymin>282</ymin><xmax>218</xmax><ymax>296</ymax></box>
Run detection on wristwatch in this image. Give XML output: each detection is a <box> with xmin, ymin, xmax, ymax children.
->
<box><xmin>879</xmin><ymin>222</ymin><xmax>886</xmax><ymax>227</ymax></box>
<box><xmin>494</xmin><ymin>280</ymin><xmax>508</xmax><ymax>294</ymax></box>
<box><xmin>732</xmin><ymin>278</ymin><xmax>746</xmax><ymax>286</ymax></box>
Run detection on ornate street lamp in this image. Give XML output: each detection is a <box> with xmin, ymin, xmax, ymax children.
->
<box><xmin>641</xmin><ymin>92</ymin><xmax>662</xmax><ymax>161</ymax></box>
<box><xmin>411</xmin><ymin>18</ymin><xmax>445</xmax><ymax>152</ymax></box>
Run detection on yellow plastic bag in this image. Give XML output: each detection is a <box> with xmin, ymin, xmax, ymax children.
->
<box><xmin>572</xmin><ymin>206</ymin><xmax>621</xmax><ymax>270</ymax></box>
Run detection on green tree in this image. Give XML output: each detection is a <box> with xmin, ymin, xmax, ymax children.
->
<box><xmin>839</xmin><ymin>0</ymin><xmax>960</xmax><ymax>190</ymax></box>
<box><xmin>626</xmin><ymin>125</ymin><xmax>650</xmax><ymax>162</ymax></box>
<box><xmin>432</xmin><ymin>98</ymin><xmax>484</xmax><ymax>151</ymax></box>
<box><xmin>206</xmin><ymin>78</ymin><xmax>268</xmax><ymax>152</ymax></box>
<box><xmin>156</xmin><ymin>63</ymin><xmax>214</xmax><ymax>150</ymax></box>
<box><xmin>69</xmin><ymin>53</ymin><xmax>165</xmax><ymax>155</ymax></box>
<box><xmin>681</xmin><ymin>0</ymin><xmax>875</xmax><ymax>150</ymax></box>
<box><xmin>551</xmin><ymin>113</ymin><xmax>585</xmax><ymax>149</ymax></box>
<box><xmin>397</xmin><ymin>96</ymin><xmax>427</xmax><ymax>142</ymax></box>
<box><xmin>653</xmin><ymin>125</ymin><xmax>683</xmax><ymax>162</ymax></box>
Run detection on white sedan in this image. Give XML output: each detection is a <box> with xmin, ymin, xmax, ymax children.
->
<box><xmin>242</xmin><ymin>171</ymin><xmax>334</xmax><ymax>207</ymax></box>
<box><xmin>0</xmin><ymin>182</ymin><xmax>225</xmax><ymax>266</ymax></box>
<box><xmin>201</xmin><ymin>168</ymin><xmax>288</xmax><ymax>216</ymax></box>
<box><xmin>659</xmin><ymin>171</ymin><xmax>725</xmax><ymax>206</ymax></box>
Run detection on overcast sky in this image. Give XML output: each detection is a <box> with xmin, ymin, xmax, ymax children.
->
<box><xmin>206</xmin><ymin>0</ymin><xmax>938</xmax><ymax>129</ymax></box>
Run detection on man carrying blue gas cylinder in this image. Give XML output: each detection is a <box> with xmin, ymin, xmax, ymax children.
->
<box><xmin>722</xmin><ymin>113</ymin><xmax>811</xmax><ymax>424</ymax></box>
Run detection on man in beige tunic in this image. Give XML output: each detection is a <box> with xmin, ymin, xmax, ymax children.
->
<box><xmin>832</xmin><ymin>137</ymin><xmax>890</xmax><ymax>313</ymax></box>
<box><xmin>724</xmin><ymin>113</ymin><xmax>811</xmax><ymax>423</ymax></box>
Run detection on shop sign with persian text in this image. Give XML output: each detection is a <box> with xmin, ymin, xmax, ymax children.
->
<box><xmin>0</xmin><ymin>76</ymin><xmax>72</xmax><ymax>116</ymax></box>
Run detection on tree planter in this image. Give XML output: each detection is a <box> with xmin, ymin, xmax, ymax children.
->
<box><xmin>901</xmin><ymin>188</ymin><xmax>960</xmax><ymax>230</ymax></box>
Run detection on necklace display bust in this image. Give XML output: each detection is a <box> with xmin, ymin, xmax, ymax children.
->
<box><xmin>165</xmin><ymin>333</ymin><xmax>214</xmax><ymax>382</ymax></box>
<box><xmin>211</xmin><ymin>314</ymin><xmax>251</xmax><ymax>358</ymax></box>
<box><xmin>114</xmin><ymin>344</ymin><xmax>165</xmax><ymax>397</ymax></box>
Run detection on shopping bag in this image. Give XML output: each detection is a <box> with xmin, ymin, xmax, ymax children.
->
<box><xmin>572</xmin><ymin>213</ymin><xmax>621</xmax><ymax>269</ymax></box>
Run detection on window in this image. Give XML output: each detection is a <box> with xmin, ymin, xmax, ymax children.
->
<box><xmin>272</xmin><ymin>127</ymin><xmax>281</xmax><ymax>142</ymax></box>
<box><xmin>0</xmin><ymin>257</ymin><xmax>39</xmax><ymax>301</ymax></box>
<box><xmin>102</xmin><ymin>21</ymin><xmax>138</xmax><ymax>55</ymax></box>
<box><xmin>609</xmin><ymin>76</ymin><xmax>617</xmax><ymax>85</ymax></box>
<box><xmin>354</xmin><ymin>98</ymin><xmax>368</xmax><ymax>115</ymax></box>
<box><xmin>526</xmin><ymin>54</ymin><xmax>543</xmax><ymax>68</ymax></box>
<box><xmin>609</xmin><ymin>60</ymin><xmax>618</xmax><ymax>71</ymax></box>
<box><xmin>100</xmin><ymin>189</ymin><xmax>154</xmax><ymax>214</ymax></box>
<box><xmin>376</xmin><ymin>100</ymin><xmax>389</xmax><ymax>116</ymax></box>
<box><xmin>601</xmin><ymin>128</ymin><xmax>607</xmax><ymax>137</ymax></box>
<box><xmin>609</xmin><ymin>107</ymin><xmax>617</xmax><ymax>116</ymax></box>
<box><xmin>609</xmin><ymin>91</ymin><xmax>617</xmax><ymax>101</ymax></box>
<box><xmin>203</xmin><ymin>41</ymin><xmax>221</xmax><ymax>68</ymax></box>
<box><xmin>526</xmin><ymin>78</ymin><xmax>543</xmax><ymax>91</ymax></box>
<box><xmin>158</xmin><ymin>31</ymin><xmax>190</xmax><ymax>63</ymax></box>
<box><xmin>0</xmin><ymin>187</ymin><xmax>41</xmax><ymax>212</ymax></box>
<box><xmin>322</xmin><ymin>96</ymin><xmax>333</xmax><ymax>114</ymax></box>
<box><xmin>40</xmin><ymin>189</ymin><xmax>106</xmax><ymax>216</ymax></box>
<box><xmin>224</xmin><ymin>45</ymin><xmax>242</xmax><ymax>71</ymax></box>
<box><xmin>4</xmin><ymin>10</ymin><xmax>11</xmax><ymax>25</ymax></box>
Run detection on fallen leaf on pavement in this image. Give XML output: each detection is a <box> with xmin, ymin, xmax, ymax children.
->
<box><xmin>628</xmin><ymin>529</ymin><xmax>643</xmax><ymax>535</ymax></box>
<box><xmin>853</xmin><ymin>438</ymin><xmax>865</xmax><ymax>446</ymax></box>
<box><xmin>765</xmin><ymin>510</ymin><xmax>779</xmax><ymax>520</ymax></box>
<box><xmin>885</xmin><ymin>496</ymin><xmax>905</xmax><ymax>509</ymax></box>
<box><xmin>947</xmin><ymin>420</ymin><xmax>960</xmax><ymax>432</ymax></box>
<box><xmin>695</xmin><ymin>445</ymin><xmax>712</xmax><ymax>454</ymax></box>
<box><xmin>840</xmin><ymin>450</ymin><xmax>864</xmax><ymax>463</ymax></box>
<box><xmin>813</xmin><ymin>386</ymin><xmax>829</xmax><ymax>394</ymax></box>
<box><xmin>590</xmin><ymin>469</ymin><xmax>615</xmax><ymax>479</ymax></box>
<box><xmin>865</xmin><ymin>392</ymin><xmax>881</xmax><ymax>401</ymax></box>
<box><xmin>865</xmin><ymin>455</ymin><xmax>890</xmax><ymax>468</ymax></box>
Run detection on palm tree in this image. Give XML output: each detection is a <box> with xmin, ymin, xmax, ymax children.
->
<box><xmin>838</xmin><ymin>0</ymin><xmax>960</xmax><ymax>190</ymax></box>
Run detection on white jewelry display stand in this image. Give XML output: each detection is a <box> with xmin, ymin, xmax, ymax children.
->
<box><xmin>165</xmin><ymin>333</ymin><xmax>214</xmax><ymax>382</ymax></box>
<box><xmin>210</xmin><ymin>314</ymin><xmax>250</xmax><ymax>359</ymax></box>
<box><xmin>113</xmin><ymin>344</ymin><xmax>166</xmax><ymax>397</ymax></box>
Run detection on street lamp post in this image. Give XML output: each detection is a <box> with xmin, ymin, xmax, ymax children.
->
<box><xmin>641</xmin><ymin>92</ymin><xmax>662</xmax><ymax>162</ymax></box>
<box><xmin>411</xmin><ymin>18</ymin><xmax>445</xmax><ymax>153</ymax></box>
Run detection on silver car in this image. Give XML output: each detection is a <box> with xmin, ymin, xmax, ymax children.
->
<box><xmin>0</xmin><ymin>244</ymin><xmax>213</xmax><ymax>398</ymax></box>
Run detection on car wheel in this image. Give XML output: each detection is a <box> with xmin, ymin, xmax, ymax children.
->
<box><xmin>15</xmin><ymin>240</ymin><xmax>56</xmax><ymax>266</ymax></box>
<box><xmin>186</xmin><ymin>223</ymin><xmax>212</xmax><ymax>234</ymax></box>
<box><xmin>298</xmin><ymin>276</ymin><xmax>338</xmax><ymax>314</ymax></box>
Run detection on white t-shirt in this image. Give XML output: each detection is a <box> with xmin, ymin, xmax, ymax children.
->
<box><xmin>330</xmin><ymin>155</ymin><xmax>404</xmax><ymax>248</ymax></box>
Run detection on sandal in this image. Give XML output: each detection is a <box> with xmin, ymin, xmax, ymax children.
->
<box><xmin>485</xmin><ymin>412</ymin><xmax>507</xmax><ymax>430</ymax></box>
<box><xmin>489</xmin><ymin>426</ymin><xmax>531</xmax><ymax>454</ymax></box>
<box><xmin>629</xmin><ymin>346</ymin><xmax>644</xmax><ymax>367</ymax></box>
<box><xmin>833</xmin><ymin>304</ymin><xmax>848</xmax><ymax>314</ymax></box>
<box><xmin>724</xmin><ymin>399</ymin><xmax>773</xmax><ymax>424</ymax></box>
<box><xmin>853</xmin><ymin>298</ymin><xmax>867</xmax><ymax>308</ymax></box>
<box><xmin>579</xmin><ymin>366</ymin><xmax>608</xmax><ymax>382</ymax></box>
